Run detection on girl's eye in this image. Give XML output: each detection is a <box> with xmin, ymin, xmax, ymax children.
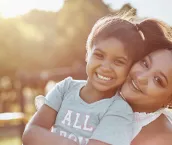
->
<box><xmin>154</xmin><ymin>76</ymin><xmax>163</xmax><ymax>87</ymax></box>
<box><xmin>94</xmin><ymin>53</ymin><xmax>103</xmax><ymax>59</ymax></box>
<box><xmin>140</xmin><ymin>59</ymin><xmax>149</xmax><ymax>68</ymax></box>
<box><xmin>114</xmin><ymin>60</ymin><xmax>125</xmax><ymax>65</ymax></box>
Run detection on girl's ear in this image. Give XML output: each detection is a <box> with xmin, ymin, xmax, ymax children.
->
<box><xmin>85</xmin><ymin>52</ymin><xmax>91</xmax><ymax>62</ymax></box>
<box><xmin>85</xmin><ymin>52</ymin><xmax>88</xmax><ymax>62</ymax></box>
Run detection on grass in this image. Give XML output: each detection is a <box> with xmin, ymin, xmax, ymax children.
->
<box><xmin>0</xmin><ymin>137</ymin><xmax>21</xmax><ymax>145</ymax></box>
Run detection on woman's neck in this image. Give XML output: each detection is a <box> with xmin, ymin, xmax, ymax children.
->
<box><xmin>119</xmin><ymin>91</ymin><xmax>163</xmax><ymax>113</ymax></box>
<box><xmin>131</xmin><ymin>104</ymin><xmax>163</xmax><ymax>113</ymax></box>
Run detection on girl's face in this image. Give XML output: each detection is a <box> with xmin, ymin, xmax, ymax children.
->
<box><xmin>86</xmin><ymin>37</ymin><xmax>133</xmax><ymax>93</ymax></box>
<box><xmin>121</xmin><ymin>49</ymin><xmax>172</xmax><ymax>112</ymax></box>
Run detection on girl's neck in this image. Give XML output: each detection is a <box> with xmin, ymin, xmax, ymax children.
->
<box><xmin>80</xmin><ymin>83</ymin><xmax>117</xmax><ymax>104</ymax></box>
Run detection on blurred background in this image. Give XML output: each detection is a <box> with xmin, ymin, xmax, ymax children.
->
<box><xmin>0</xmin><ymin>0</ymin><xmax>171</xmax><ymax>144</ymax></box>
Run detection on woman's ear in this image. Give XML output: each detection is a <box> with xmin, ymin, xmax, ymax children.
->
<box><xmin>168</xmin><ymin>101</ymin><xmax>172</xmax><ymax>109</ymax></box>
<box><xmin>167</xmin><ymin>96</ymin><xmax>172</xmax><ymax>109</ymax></box>
<box><xmin>163</xmin><ymin>95</ymin><xmax>172</xmax><ymax>108</ymax></box>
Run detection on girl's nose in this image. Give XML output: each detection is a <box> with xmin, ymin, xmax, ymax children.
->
<box><xmin>101</xmin><ymin>60</ymin><xmax>112</xmax><ymax>72</ymax></box>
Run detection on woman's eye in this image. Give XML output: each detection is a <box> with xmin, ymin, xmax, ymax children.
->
<box><xmin>140</xmin><ymin>59</ymin><xmax>148</xmax><ymax>68</ymax></box>
<box><xmin>154</xmin><ymin>76</ymin><xmax>163</xmax><ymax>87</ymax></box>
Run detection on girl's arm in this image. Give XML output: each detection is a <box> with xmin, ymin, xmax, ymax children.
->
<box><xmin>22</xmin><ymin>104</ymin><xmax>77</xmax><ymax>145</ymax></box>
<box><xmin>23</xmin><ymin>78</ymin><xmax>78</xmax><ymax>145</ymax></box>
<box><xmin>22</xmin><ymin>103</ymin><xmax>105</xmax><ymax>145</ymax></box>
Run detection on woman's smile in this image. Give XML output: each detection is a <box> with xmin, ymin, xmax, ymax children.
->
<box><xmin>128</xmin><ymin>76</ymin><xmax>143</xmax><ymax>93</ymax></box>
<box><xmin>121</xmin><ymin>49</ymin><xmax>172</xmax><ymax>113</ymax></box>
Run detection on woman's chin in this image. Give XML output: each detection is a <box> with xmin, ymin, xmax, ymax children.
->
<box><xmin>121</xmin><ymin>82</ymin><xmax>136</xmax><ymax>102</ymax></box>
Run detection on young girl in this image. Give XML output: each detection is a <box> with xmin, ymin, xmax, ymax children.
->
<box><xmin>22</xmin><ymin>16</ymin><xmax>170</xmax><ymax>145</ymax></box>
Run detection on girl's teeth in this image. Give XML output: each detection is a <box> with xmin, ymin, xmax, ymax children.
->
<box><xmin>97</xmin><ymin>74</ymin><xmax>111</xmax><ymax>81</ymax></box>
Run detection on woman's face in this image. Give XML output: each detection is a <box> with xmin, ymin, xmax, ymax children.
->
<box><xmin>121</xmin><ymin>49</ymin><xmax>172</xmax><ymax>112</ymax></box>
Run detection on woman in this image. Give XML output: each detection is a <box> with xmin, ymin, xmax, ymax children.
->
<box><xmin>22</xmin><ymin>18</ymin><xmax>172</xmax><ymax>145</ymax></box>
<box><xmin>120</xmin><ymin>48</ymin><xmax>172</xmax><ymax>145</ymax></box>
<box><xmin>129</xmin><ymin>49</ymin><xmax>172</xmax><ymax>145</ymax></box>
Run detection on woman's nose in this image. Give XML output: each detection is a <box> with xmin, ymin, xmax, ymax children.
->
<box><xmin>134</xmin><ymin>71</ymin><xmax>148</xmax><ymax>85</ymax></box>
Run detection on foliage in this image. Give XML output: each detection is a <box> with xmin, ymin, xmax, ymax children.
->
<box><xmin>0</xmin><ymin>1</ymin><xmax>135</xmax><ymax>77</ymax></box>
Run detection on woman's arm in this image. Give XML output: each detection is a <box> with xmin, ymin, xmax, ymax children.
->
<box><xmin>22</xmin><ymin>104</ymin><xmax>77</xmax><ymax>145</ymax></box>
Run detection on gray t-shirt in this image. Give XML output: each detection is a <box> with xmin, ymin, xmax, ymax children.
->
<box><xmin>45</xmin><ymin>77</ymin><xmax>133</xmax><ymax>145</ymax></box>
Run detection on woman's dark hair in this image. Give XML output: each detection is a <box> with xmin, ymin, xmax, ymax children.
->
<box><xmin>137</xmin><ymin>18</ymin><xmax>172</xmax><ymax>54</ymax></box>
<box><xmin>86</xmin><ymin>15</ymin><xmax>172</xmax><ymax>63</ymax></box>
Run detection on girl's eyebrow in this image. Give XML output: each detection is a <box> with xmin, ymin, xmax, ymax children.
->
<box><xmin>116</xmin><ymin>56</ymin><xmax>128</xmax><ymax>61</ymax></box>
<box><xmin>94</xmin><ymin>47</ymin><xmax>128</xmax><ymax>61</ymax></box>
<box><xmin>94</xmin><ymin>48</ymin><xmax>102</xmax><ymax>51</ymax></box>
<box><xmin>93</xmin><ymin>48</ymin><xmax>105</xmax><ymax>54</ymax></box>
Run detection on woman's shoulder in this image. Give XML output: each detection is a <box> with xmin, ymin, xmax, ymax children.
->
<box><xmin>132</xmin><ymin>114</ymin><xmax>172</xmax><ymax>145</ymax></box>
<box><xmin>152</xmin><ymin>114</ymin><xmax>172</xmax><ymax>132</ymax></box>
<box><xmin>132</xmin><ymin>134</ymin><xmax>172</xmax><ymax>145</ymax></box>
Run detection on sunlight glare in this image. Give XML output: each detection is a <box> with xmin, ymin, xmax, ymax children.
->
<box><xmin>0</xmin><ymin>0</ymin><xmax>64</xmax><ymax>18</ymax></box>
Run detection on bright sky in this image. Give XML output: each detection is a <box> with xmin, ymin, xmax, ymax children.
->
<box><xmin>0</xmin><ymin>0</ymin><xmax>64</xmax><ymax>18</ymax></box>
<box><xmin>0</xmin><ymin>0</ymin><xmax>171</xmax><ymax>25</ymax></box>
<box><xmin>104</xmin><ymin>0</ymin><xmax>172</xmax><ymax>25</ymax></box>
